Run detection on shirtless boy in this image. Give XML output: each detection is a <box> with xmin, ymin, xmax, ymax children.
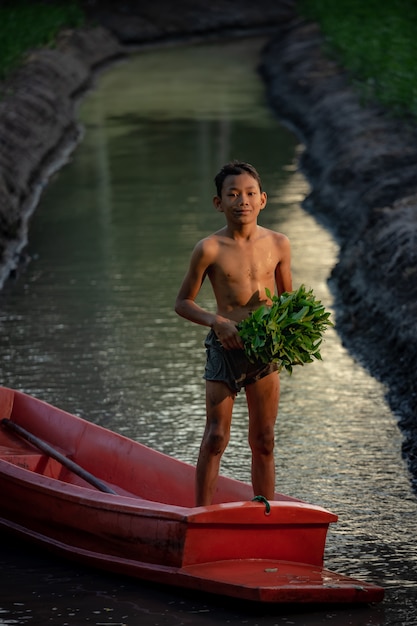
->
<box><xmin>175</xmin><ymin>161</ymin><xmax>292</xmax><ymax>506</ymax></box>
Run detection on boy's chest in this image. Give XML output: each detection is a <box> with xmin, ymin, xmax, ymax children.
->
<box><xmin>213</xmin><ymin>243</ymin><xmax>277</xmax><ymax>281</ymax></box>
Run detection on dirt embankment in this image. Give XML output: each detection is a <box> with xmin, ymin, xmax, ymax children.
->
<box><xmin>0</xmin><ymin>0</ymin><xmax>295</xmax><ymax>285</ymax></box>
<box><xmin>260</xmin><ymin>19</ymin><xmax>417</xmax><ymax>487</ymax></box>
<box><xmin>0</xmin><ymin>2</ymin><xmax>416</xmax><ymax>486</ymax></box>
<box><xmin>0</xmin><ymin>26</ymin><xmax>124</xmax><ymax>285</ymax></box>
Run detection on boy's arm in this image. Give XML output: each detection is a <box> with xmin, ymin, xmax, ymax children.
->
<box><xmin>174</xmin><ymin>240</ymin><xmax>243</xmax><ymax>349</ymax></box>
<box><xmin>275</xmin><ymin>235</ymin><xmax>292</xmax><ymax>295</ymax></box>
<box><xmin>174</xmin><ymin>240</ymin><xmax>216</xmax><ymax>328</ymax></box>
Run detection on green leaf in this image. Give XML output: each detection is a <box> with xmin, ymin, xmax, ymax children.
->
<box><xmin>237</xmin><ymin>284</ymin><xmax>333</xmax><ymax>374</ymax></box>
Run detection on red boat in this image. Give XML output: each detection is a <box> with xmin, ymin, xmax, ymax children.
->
<box><xmin>0</xmin><ymin>386</ymin><xmax>384</xmax><ymax>605</ymax></box>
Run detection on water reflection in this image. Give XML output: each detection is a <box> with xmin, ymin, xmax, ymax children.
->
<box><xmin>0</xmin><ymin>37</ymin><xmax>416</xmax><ymax>625</ymax></box>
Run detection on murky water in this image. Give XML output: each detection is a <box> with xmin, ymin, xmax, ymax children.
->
<box><xmin>0</xmin><ymin>37</ymin><xmax>416</xmax><ymax>625</ymax></box>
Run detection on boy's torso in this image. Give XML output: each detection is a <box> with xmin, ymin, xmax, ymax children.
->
<box><xmin>207</xmin><ymin>228</ymin><xmax>281</xmax><ymax>321</ymax></box>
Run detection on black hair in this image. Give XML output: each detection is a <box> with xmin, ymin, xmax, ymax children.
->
<box><xmin>214</xmin><ymin>160</ymin><xmax>263</xmax><ymax>196</ymax></box>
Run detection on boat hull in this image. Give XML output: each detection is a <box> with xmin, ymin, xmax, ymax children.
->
<box><xmin>0</xmin><ymin>387</ymin><xmax>384</xmax><ymax>604</ymax></box>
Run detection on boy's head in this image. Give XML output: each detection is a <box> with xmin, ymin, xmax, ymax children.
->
<box><xmin>214</xmin><ymin>161</ymin><xmax>262</xmax><ymax>197</ymax></box>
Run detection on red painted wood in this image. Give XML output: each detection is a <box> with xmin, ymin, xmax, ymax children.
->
<box><xmin>0</xmin><ymin>386</ymin><xmax>384</xmax><ymax>604</ymax></box>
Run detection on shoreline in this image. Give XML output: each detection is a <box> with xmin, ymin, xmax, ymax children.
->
<box><xmin>0</xmin><ymin>25</ymin><xmax>125</xmax><ymax>286</ymax></box>
<box><xmin>260</xmin><ymin>17</ymin><xmax>417</xmax><ymax>489</ymax></box>
<box><xmin>0</xmin><ymin>2</ymin><xmax>416</xmax><ymax>490</ymax></box>
<box><xmin>0</xmin><ymin>0</ymin><xmax>296</xmax><ymax>285</ymax></box>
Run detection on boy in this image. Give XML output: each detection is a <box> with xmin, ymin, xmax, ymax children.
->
<box><xmin>175</xmin><ymin>161</ymin><xmax>292</xmax><ymax>506</ymax></box>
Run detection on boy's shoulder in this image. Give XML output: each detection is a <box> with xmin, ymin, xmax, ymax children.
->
<box><xmin>257</xmin><ymin>225</ymin><xmax>289</xmax><ymax>241</ymax></box>
<box><xmin>196</xmin><ymin>227</ymin><xmax>228</xmax><ymax>246</ymax></box>
<box><xmin>193</xmin><ymin>229</ymin><xmax>225</xmax><ymax>257</ymax></box>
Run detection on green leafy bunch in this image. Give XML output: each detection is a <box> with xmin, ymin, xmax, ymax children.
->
<box><xmin>237</xmin><ymin>285</ymin><xmax>333</xmax><ymax>374</ymax></box>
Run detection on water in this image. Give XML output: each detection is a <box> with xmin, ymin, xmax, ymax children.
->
<box><xmin>0</xmin><ymin>37</ymin><xmax>416</xmax><ymax>625</ymax></box>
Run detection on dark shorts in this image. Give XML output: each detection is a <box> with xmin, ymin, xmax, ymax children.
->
<box><xmin>203</xmin><ymin>329</ymin><xmax>278</xmax><ymax>394</ymax></box>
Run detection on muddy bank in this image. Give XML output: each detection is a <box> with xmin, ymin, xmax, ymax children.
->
<box><xmin>260</xmin><ymin>19</ymin><xmax>417</xmax><ymax>487</ymax></box>
<box><xmin>0</xmin><ymin>2</ymin><xmax>416</xmax><ymax>486</ymax></box>
<box><xmin>0</xmin><ymin>25</ymin><xmax>125</xmax><ymax>285</ymax></box>
<box><xmin>0</xmin><ymin>0</ymin><xmax>295</xmax><ymax>285</ymax></box>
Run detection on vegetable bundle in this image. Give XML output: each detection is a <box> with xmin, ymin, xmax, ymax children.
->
<box><xmin>237</xmin><ymin>285</ymin><xmax>333</xmax><ymax>374</ymax></box>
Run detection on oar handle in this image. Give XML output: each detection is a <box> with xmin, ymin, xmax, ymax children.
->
<box><xmin>1</xmin><ymin>418</ymin><xmax>116</xmax><ymax>495</ymax></box>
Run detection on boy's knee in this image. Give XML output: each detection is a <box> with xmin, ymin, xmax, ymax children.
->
<box><xmin>204</xmin><ymin>430</ymin><xmax>229</xmax><ymax>455</ymax></box>
<box><xmin>250</xmin><ymin>430</ymin><xmax>275</xmax><ymax>456</ymax></box>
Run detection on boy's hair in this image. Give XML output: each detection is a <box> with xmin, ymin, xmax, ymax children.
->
<box><xmin>214</xmin><ymin>160</ymin><xmax>263</xmax><ymax>196</ymax></box>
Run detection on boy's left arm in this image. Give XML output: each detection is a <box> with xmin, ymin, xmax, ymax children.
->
<box><xmin>275</xmin><ymin>235</ymin><xmax>292</xmax><ymax>295</ymax></box>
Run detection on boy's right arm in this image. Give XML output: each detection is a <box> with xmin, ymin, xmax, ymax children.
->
<box><xmin>174</xmin><ymin>240</ymin><xmax>216</xmax><ymax>328</ymax></box>
<box><xmin>174</xmin><ymin>240</ymin><xmax>243</xmax><ymax>349</ymax></box>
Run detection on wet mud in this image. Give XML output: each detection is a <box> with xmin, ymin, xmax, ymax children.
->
<box><xmin>259</xmin><ymin>18</ymin><xmax>417</xmax><ymax>487</ymax></box>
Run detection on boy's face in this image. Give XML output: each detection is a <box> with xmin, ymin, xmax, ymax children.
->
<box><xmin>213</xmin><ymin>172</ymin><xmax>267</xmax><ymax>223</ymax></box>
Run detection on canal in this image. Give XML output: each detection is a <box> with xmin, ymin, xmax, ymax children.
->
<box><xmin>0</xmin><ymin>36</ymin><xmax>416</xmax><ymax>625</ymax></box>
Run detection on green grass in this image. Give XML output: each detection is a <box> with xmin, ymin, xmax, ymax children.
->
<box><xmin>298</xmin><ymin>0</ymin><xmax>417</xmax><ymax>119</ymax></box>
<box><xmin>2</xmin><ymin>1</ymin><xmax>416</xmax><ymax>120</ymax></box>
<box><xmin>0</xmin><ymin>1</ymin><xmax>84</xmax><ymax>80</ymax></box>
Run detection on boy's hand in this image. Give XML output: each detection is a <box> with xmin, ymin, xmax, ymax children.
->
<box><xmin>212</xmin><ymin>317</ymin><xmax>244</xmax><ymax>350</ymax></box>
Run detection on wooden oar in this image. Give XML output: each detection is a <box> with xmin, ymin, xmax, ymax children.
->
<box><xmin>1</xmin><ymin>418</ymin><xmax>116</xmax><ymax>495</ymax></box>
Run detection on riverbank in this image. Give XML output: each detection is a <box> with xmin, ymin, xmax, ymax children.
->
<box><xmin>0</xmin><ymin>25</ymin><xmax>124</xmax><ymax>285</ymax></box>
<box><xmin>0</xmin><ymin>0</ymin><xmax>295</xmax><ymax>286</ymax></box>
<box><xmin>0</xmin><ymin>1</ymin><xmax>416</xmax><ymax>489</ymax></box>
<box><xmin>259</xmin><ymin>18</ymin><xmax>417</xmax><ymax>488</ymax></box>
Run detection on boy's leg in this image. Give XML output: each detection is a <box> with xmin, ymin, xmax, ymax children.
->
<box><xmin>195</xmin><ymin>380</ymin><xmax>235</xmax><ymax>506</ymax></box>
<box><xmin>246</xmin><ymin>371</ymin><xmax>280</xmax><ymax>500</ymax></box>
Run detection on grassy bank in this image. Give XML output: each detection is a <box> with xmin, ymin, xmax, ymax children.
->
<box><xmin>0</xmin><ymin>1</ymin><xmax>84</xmax><ymax>80</ymax></box>
<box><xmin>299</xmin><ymin>0</ymin><xmax>417</xmax><ymax>119</ymax></box>
<box><xmin>2</xmin><ymin>1</ymin><xmax>416</xmax><ymax>121</ymax></box>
